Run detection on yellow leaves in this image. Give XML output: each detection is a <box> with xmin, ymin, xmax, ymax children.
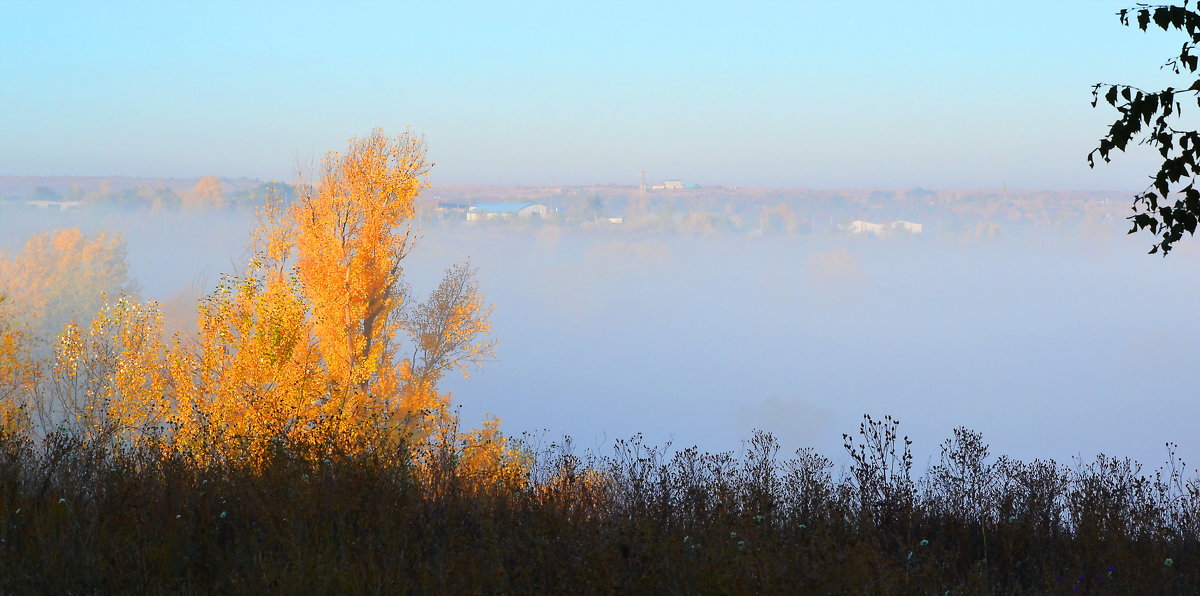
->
<box><xmin>0</xmin><ymin>132</ymin><xmax>515</xmax><ymax>489</ymax></box>
<box><xmin>0</xmin><ymin>296</ymin><xmax>38</xmax><ymax>438</ymax></box>
<box><xmin>251</xmin><ymin>187</ymin><xmax>297</xmax><ymax>274</ymax></box>
<box><xmin>455</xmin><ymin>415</ymin><xmax>530</xmax><ymax>492</ymax></box>
<box><xmin>0</xmin><ymin>228</ymin><xmax>131</xmax><ymax>338</ymax></box>
<box><xmin>182</xmin><ymin>175</ymin><xmax>227</xmax><ymax>210</ymax></box>
<box><xmin>169</xmin><ymin>255</ymin><xmax>323</xmax><ymax>462</ymax></box>
<box><xmin>404</xmin><ymin>262</ymin><xmax>496</xmax><ymax>385</ymax></box>
<box><xmin>295</xmin><ymin>130</ymin><xmax>427</xmax><ymax>419</ymax></box>
<box><xmin>47</xmin><ymin>294</ymin><xmax>169</xmax><ymax>448</ymax></box>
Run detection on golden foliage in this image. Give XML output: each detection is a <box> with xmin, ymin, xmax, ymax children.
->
<box><xmin>166</xmin><ymin>256</ymin><xmax>320</xmax><ymax>461</ymax></box>
<box><xmin>183</xmin><ymin>175</ymin><xmax>227</xmax><ymax>209</ymax></box>
<box><xmin>455</xmin><ymin>415</ymin><xmax>530</xmax><ymax>491</ymax></box>
<box><xmin>0</xmin><ymin>296</ymin><xmax>38</xmax><ymax>437</ymax></box>
<box><xmin>161</xmin><ymin>132</ymin><xmax>517</xmax><ymax>479</ymax></box>
<box><xmin>0</xmin><ymin>228</ymin><xmax>132</xmax><ymax>337</ymax></box>
<box><xmin>0</xmin><ymin>134</ymin><xmax>521</xmax><ymax>485</ymax></box>
<box><xmin>295</xmin><ymin>131</ymin><xmax>423</xmax><ymax>424</ymax></box>
<box><xmin>47</xmin><ymin>294</ymin><xmax>169</xmax><ymax>447</ymax></box>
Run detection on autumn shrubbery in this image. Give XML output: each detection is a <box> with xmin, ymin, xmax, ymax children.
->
<box><xmin>0</xmin><ymin>131</ymin><xmax>522</xmax><ymax>479</ymax></box>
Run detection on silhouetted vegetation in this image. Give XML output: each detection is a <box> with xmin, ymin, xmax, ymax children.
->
<box><xmin>1091</xmin><ymin>3</ymin><xmax>1200</xmax><ymax>254</ymax></box>
<box><xmin>0</xmin><ymin>416</ymin><xmax>1195</xmax><ymax>593</ymax></box>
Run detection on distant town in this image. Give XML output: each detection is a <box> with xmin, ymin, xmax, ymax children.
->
<box><xmin>0</xmin><ymin>175</ymin><xmax>1128</xmax><ymax>242</ymax></box>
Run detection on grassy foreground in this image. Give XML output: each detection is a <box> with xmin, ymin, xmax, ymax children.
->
<box><xmin>0</xmin><ymin>416</ymin><xmax>1196</xmax><ymax>594</ymax></box>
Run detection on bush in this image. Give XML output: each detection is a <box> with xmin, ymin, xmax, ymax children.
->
<box><xmin>0</xmin><ymin>418</ymin><xmax>1196</xmax><ymax>593</ymax></box>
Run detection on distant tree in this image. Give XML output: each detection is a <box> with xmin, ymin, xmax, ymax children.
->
<box><xmin>0</xmin><ymin>229</ymin><xmax>134</xmax><ymax>338</ymax></box>
<box><xmin>761</xmin><ymin>203</ymin><xmax>799</xmax><ymax>235</ymax></box>
<box><xmin>807</xmin><ymin>246</ymin><xmax>864</xmax><ymax>291</ymax></box>
<box><xmin>230</xmin><ymin>182</ymin><xmax>297</xmax><ymax>208</ymax></box>
<box><xmin>905</xmin><ymin>188</ymin><xmax>935</xmax><ymax>201</ymax></box>
<box><xmin>183</xmin><ymin>175</ymin><xmax>227</xmax><ymax>210</ymax></box>
<box><xmin>970</xmin><ymin>221</ymin><xmax>1003</xmax><ymax>241</ymax></box>
<box><xmin>1091</xmin><ymin>2</ymin><xmax>1200</xmax><ymax>254</ymax></box>
<box><xmin>152</xmin><ymin>187</ymin><xmax>182</xmax><ymax>211</ymax></box>
<box><xmin>192</xmin><ymin>175</ymin><xmax>223</xmax><ymax>198</ymax></box>
<box><xmin>31</xmin><ymin>186</ymin><xmax>59</xmax><ymax>201</ymax></box>
<box><xmin>588</xmin><ymin>195</ymin><xmax>604</xmax><ymax>222</ymax></box>
<box><xmin>657</xmin><ymin>202</ymin><xmax>679</xmax><ymax>230</ymax></box>
<box><xmin>678</xmin><ymin>212</ymin><xmax>728</xmax><ymax>235</ymax></box>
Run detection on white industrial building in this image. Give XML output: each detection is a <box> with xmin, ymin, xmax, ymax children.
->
<box><xmin>466</xmin><ymin>202</ymin><xmax>548</xmax><ymax>221</ymax></box>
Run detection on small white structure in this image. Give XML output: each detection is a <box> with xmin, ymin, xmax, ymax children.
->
<box><xmin>466</xmin><ymin>202</ymin><xmax>548</xmax><ymax>221</ymax></box>
<box><xmin>26</xmin><ymin>200</ymin><xmax>83</xmax><ymax>212</ymax></box>
<box><xmin>651</xmin><ymin>179</ymin><xmax>686</xmax><ymax>190</ymax></box>
<box><xmin>844</xmin><ymin>219</ymin><xmax>922</xmax><ymax>237</ymax></box>
<box><xmin>845</xmin><ymin>220</ymin><xmax>885</xmax><ymax>236</ymax></box>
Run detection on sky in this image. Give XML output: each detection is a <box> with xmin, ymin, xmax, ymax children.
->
<box><xmin>0</xmin><ymin>1</ymin><xmax>1193</xmax><ymax>189</ymax></box>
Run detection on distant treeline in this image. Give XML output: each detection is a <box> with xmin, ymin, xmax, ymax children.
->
<box><xmin>0</xmin><ymin>176</ymin><xmax>297</xmax><ymax>212</ymax></box>
<box><xmin>1</xmin><ymin>177</ymin><xmax>1126</xmax><ymax>239</ymax></box>
<box><xmin>419</xmin><ymin>185</ymin><xmax>1127</xmax><ymax>240</ymax></box>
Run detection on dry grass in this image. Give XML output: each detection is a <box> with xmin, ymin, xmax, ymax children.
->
<box><xmin>0</xmin><ymin>415</ymin><xmax>1196</xmax><ymax>594</ymax></box>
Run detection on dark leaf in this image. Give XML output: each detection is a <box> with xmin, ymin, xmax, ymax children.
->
<box><xmin>1154</xmin><ymin>7</ymin><xmax>1172</xmax><ymax>30</ymax></box>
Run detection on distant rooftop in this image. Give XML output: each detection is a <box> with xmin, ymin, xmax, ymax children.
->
<box><xmin>468</xmin><ymin>202</ymin><xmax>539</xmax><ymax>213</ymax></box>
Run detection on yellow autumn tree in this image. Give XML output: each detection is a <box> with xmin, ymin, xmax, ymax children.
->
<box><xmin>46</xmin><ymin>294</ymin><xmax>170</xmax><ymax>448</ymax></box>
<box><xmin>168</xmin><ymin>193</ymin><xmax>325</xmax><ymax>461</ymax></box>
<box><xmin>397</xmin><ymin>261</ymin><xmax>494</xmax><ymax>435</ymax></box>
<box><xmin>0</xmin><ymin>296</ymin><xmax>39</xmax><ymax>437</ymax></box>
<box><xmin>293</xmin><ymin>131</ymin><xmax>425</xmax><ymax>440</ymax></box>
<box><xmin>167</xmin><ymin>132</ymin><xmax>521</xmax><ymax>484</ymax></box>
<box><xmin>183</xmin><ymin>175</ymin><xmax>226</xmax><ymax>210</ymax></box>
<box><xmin>292</xmin><ymin>131</ymin><xmax>511</xmax><ymax>480</ymax></box>
<box><xmin>0</xmin><ymin>228</ymin><xmax>133</xmax><ymax>338</ymax></box>
<box><xmin>453</xmin><ymin>415</ymin><xmax>530</xmax><ymax>493</ymax></box>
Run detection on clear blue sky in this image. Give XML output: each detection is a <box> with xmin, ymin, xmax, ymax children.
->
<box><xmin>0</xmin><ymin>1</ymin><xmax>1188</xmax><ymax>189</ymax></box>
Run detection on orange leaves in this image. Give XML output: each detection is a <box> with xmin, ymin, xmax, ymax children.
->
<box><xmin>0</xmin><ymin>228</ymin><xmax>131</xmax><ymax>337</ymax></box>
<box><xmin>0</xmin><ymin>296</ymin><xmax>38</xmax><ymax>436</ymax></box>
<box><xmin>0</xmin><ymin>132</ymin><xmax>522</xmax><ymax>486</ymax></box>
<box><xmin>47</xmin><ymin>294</ymin><xmax>169</xmax><ymax>447</ymax></box>
<box><xmin>455</xmin><ymin>415</ymin><xmax>530</xmax><ymax>492</ymax></box>
<box><xmin>165</xmin><ymin>131</ymin><xmax>433</xmax><ymax>461</ymax></box>
<box><xmin>169</xmin><ymin>238</ymin><xmax>320</xmax><ymax>461</ymax></box>
<box><xmin>296</xmin><ymin>130</ymin><xmax>426</xmax><ymax>402</ymax></box>
<box><xmin>183</xmin><ymin>175</ymin><xmax>227</xmax><ymax>210</ymax></box>
<box><xmin>293</xmin><ymin>130</ymin><xmax>435</xmax><ymax>441</ymax></box>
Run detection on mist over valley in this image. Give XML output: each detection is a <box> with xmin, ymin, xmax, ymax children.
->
<box><xmin>3</xmin><ymin>177</ymin><xmax>1193</xmax><ymax>471</ymax></box>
